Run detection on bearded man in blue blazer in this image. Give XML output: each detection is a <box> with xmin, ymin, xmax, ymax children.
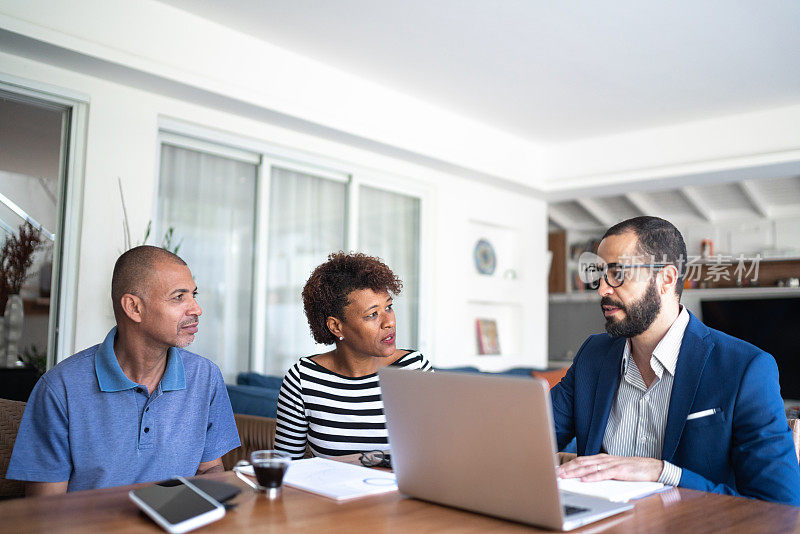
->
<box><xmin>553</xmin><ymin>216</ymin><xmax>800</xmax><ymax>506</ymax></box>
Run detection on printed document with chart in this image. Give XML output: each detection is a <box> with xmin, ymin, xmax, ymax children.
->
<box><xmin>282</xmin><ymin>458</ymin><xmax>398</xmax><ymax>501</ymax></box>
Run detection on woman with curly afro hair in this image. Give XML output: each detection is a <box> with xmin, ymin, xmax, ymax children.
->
<box><xmin>274</xmin><ymin>251</ymin><xmax>432</xmax><ymax>459</ymax></box>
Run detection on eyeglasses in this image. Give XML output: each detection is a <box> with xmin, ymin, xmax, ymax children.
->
<box><xmin>359</xmin><ymin>450</ymin><xmax>391</xmax><ymax>468</ymax></box>
<box><xmin>582</xmin><ymin>262</ymin><xmax>670</xmax><ymax>290</ymax></box>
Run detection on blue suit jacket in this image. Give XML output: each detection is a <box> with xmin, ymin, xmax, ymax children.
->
<box><xmin>551</xmin><ymin>311</ymin><xmax>800</xmax><ymax>505</ymax></box>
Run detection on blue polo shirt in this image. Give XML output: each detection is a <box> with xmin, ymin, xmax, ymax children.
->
<box><xmin>6</xmin><ymin>328</ymin><xmax>240</xmax><ymax>492</ymax></box>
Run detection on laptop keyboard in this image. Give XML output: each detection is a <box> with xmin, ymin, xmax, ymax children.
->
<box><xmin>563</xmin><ymin>504</ymin><xmax>589</xmax><ymax>516</ymax></box>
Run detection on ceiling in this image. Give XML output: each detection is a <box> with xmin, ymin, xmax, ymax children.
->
<box><xmin>152</xmin><ymin>0</ymin><xmax>800</xmax><ymax>227</ymax></box>
<box><xmin>158</xmin><ymin>0</ymin><xmax>800</xmax><ymax>144</ymax></box>
<box><xmin>549</xmin><ymin>175</ymin><xmax>800</xmax><ymax>232</ymax></box>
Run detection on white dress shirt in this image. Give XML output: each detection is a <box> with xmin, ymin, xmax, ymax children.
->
<box><xmin>601</xmin><ymin>306</ymin><xmax>690</xmax><ymax>486</ymax></box>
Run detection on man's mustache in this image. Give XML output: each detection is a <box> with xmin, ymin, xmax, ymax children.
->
<box><xmin>179</xmin><ymin>316</ymin><xmax>199</xmax><ymax>327</ymax></box>
<box><xmin>600</xmin><ymin>297</ymin><xmax>626</xmax><ymax>313</ymax></box>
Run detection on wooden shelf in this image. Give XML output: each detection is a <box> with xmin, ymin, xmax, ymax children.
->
<box><xmin>683</xmin><ymin>258</ymin><xmax>800</xmax><ymax>289</ymax></box>
<box><xmin>684</xmin><ymin>286</ymin><xmax>800</xmax><ymax>299</ymax></box>
<box><xmin>549</xmin><ymin>258</ymin><xmax>800</xmax><ymax>298</ymax></box>
<box><xmin>550</xmin><ymin>285</ymin><xmax>800</xmax><ymax>302</ymax></box>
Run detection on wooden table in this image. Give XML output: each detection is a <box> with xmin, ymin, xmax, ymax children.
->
<box><xmin>3</xmin><ymin>459</ymin><xmax>800</xmax><ymax>533</ymax></box>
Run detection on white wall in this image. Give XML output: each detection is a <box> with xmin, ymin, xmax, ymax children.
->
<box><xmin>0</xmin><ymin>98</ymin><xmax>61</xmax><ymax>181</ymax></box>
<box><xmin>429</xmin><ymin>180</ymin><xmax>548</xmax><ymax>370</ymax></box>
<box><xmin>5</xmin><ymin>0</ymin><xmax>799</xmax><ymax>196</ymax></box>
<box><xmin>0</xmin><ymin>0</ymin><xmax>543</xmax><ymax>186</ymax></box>
<box><xmin>678</xmin><ymin>216</ymin><xmax>800</xmax><ymax>259</ymax></box>
<box><xmin>542</xmin><ymin>105</ymin><xmax>800</xmax><ymax>193</ymax></box>
<box><xmin>7</xmin><ymin>0</ymin><xmax>796</xmax><ymax>373</ymax></box>
<box><xmin>0</xmin><ymin>50</ymin><xmax>550</xmax><ymax>370</ymax></box>
<box><xmin>0</xmin><ymin>98</ymin><xmax>62</xmax><ymax>235</ymax></box>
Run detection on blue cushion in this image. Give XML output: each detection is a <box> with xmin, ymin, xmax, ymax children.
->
<box><xmin>226</xmin><ymin>384</ymin><xmax>279</xmax><ymax>418</ymax></box>
<box><xmin>434</xmin><ymin>366</ymin><xmax>537</xmax><ymax>378</ymax></box>
<box><xmin>497</xmin><ymin>367</ymin><xmax>536</xmax><ymax>376</ymax></box>
<box><xmin>433</xmin><ymin>366</ymin><xmax>482</xmax><ymax>373</ymax></box>
<box><xmin>236</xmin><ymin>372</ymin><xmax>284</xmax><ymax>390</ymax></box>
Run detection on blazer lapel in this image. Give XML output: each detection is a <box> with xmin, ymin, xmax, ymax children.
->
<box><xmin>662</xmin><ymin>313</ymin><xmax>714</xmax><ymax>462</ymax></box>
<box><xmin>586</xmin><ymin>337</ymin><xmax>625</xmax><ymax>455</ymax></box>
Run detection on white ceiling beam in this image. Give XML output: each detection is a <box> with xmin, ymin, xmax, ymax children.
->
<box><xmin>738</xmin><ymin>180</ymin><xmax>771</xmax><ymax>219</ymax></box>
<box><xmin>547</xmin><ymin>206</ymin><xmax>574</xmax><ymax>230</ymax></box>
<box><xmin>680</xmin><ymin>187</ymin><xmax>715</xmax><ymax>222</ymax></box>
<box><xmin>576</xmin><ymin>199</ymin><xmax>614</xmax><ymax>227</ymax></box>
<box><xmin>625</xmin><ymin>192</ymin><xmax>661</xmax><ymax>217</ymax></box>
<box><xmin>763</xmin><ymin>205</ymin><xmax>799</xmax><ymax>219</ymax></box>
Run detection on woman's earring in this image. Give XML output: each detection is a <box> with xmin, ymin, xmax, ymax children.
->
<box><xmin>339</xmin><ymin>336</ymin><xmax>344</xmax><ymax>341</ymax></box>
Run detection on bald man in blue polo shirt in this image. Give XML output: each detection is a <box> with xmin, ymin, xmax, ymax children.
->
<box><xmin>7</xmin><ymin>246</ymin><xmax>240</xmax><ymax>495</ymax></box>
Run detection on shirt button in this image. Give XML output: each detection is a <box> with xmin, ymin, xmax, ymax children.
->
<box><xmin>135</xmin><ymin>387</ymin><xmax>142</xmax><ymax>393</ymax></box>
<box><xmin>145</xmin><ymin>407</ymin><xmax>149</xmax><ymax>412</ymax></box>
<box><xmin>144</xmin><ymin>427</ymin><xmax>150</xmax><ymax>433</ymax></box>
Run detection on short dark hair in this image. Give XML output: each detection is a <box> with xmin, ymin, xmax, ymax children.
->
<box><xmin>111</xmin><ymin>245</ymin><xmax>187</xmax><ymax>318</ymax></box>
<box><xmin>302</xmin><ymin>251</ymin><xmax>402</xmax><ymax>345</ymax></box>
<box><xmin>602</xmin><ymin>216</ymin><xmax>687</xmax><ymax>299</ymax></box>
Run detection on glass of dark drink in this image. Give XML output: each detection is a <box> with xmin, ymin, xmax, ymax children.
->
<box><xmin>234</xmin><ymin>450</ymin><xmax>292</xmax><ymax>498</ymax></box>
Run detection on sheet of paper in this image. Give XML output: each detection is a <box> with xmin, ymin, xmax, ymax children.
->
<box><xmin>240</xmin><ymin>458</ymin><xmax>398</xmax><ymax>501</ymax></box>
<box><xmin>558</xmin><ymin>478</ymin><xmax>667</xmax><ymax>503</ymax></box>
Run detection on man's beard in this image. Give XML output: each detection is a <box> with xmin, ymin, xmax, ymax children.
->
<box><xmin>602</xmin><ymin>277</ymin><xmax>661</xmax><ymax>338</ymax></box>
<box><xmin>175</xmin><ymin>317</ymin><xmax>199</xmax><ymax>348</ymax></box>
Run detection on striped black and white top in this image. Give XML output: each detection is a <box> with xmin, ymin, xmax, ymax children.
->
<box><xmin>274</xmin><ymin>351</ymin><xmax>432</xmax><ymax>459</ymax></box>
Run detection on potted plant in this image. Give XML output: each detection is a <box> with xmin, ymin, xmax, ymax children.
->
<box><xmin>0</xmin><ymin>221</ymin><xmax>42</xmax><ymax>314</ymax></box>
<box><xmin>0</xmin><ymin>221</ymin><xmax>43</xmax><ymax>366</ymax></box>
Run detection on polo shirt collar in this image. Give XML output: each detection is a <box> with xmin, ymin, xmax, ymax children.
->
<box><xmin>95</xmin><ymin>327</ymin><xmax>187</xmax><ymax>392</ymax></box>
<box><xmin>161</xmin><ymin>347</ymin><xmax>186</xmax><ymax>391</ymax></box>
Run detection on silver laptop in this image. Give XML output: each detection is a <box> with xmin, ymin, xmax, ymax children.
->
<box><xmin>379</xmin><ymin>368</ymin><xmax>633</xmax><ymax>531</ymax></box>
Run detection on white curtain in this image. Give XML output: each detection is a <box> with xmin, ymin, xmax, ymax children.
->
<box><xmin>358</xmin><ymin>185</ymin><xmax>420</xmax><ymax>349</ymax></box>
<box><xmin>264</xmin><ymin>166</ymin><xmax>346</xmax><ymax>374</ymax></box>
<box><xmin>157</xmin><ymin>144</ymin><xmax>258</xmax><ymax>381</ymax></box>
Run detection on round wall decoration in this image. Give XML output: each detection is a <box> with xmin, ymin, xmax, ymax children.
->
<box><xmin>473</xmin><ymin>238</ymin><xmax>496</xmax><ymax>275</ymax></box>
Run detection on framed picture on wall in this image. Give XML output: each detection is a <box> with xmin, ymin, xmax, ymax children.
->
<box><xmin>476</xmin><ymin>318</ymin><xmax>501</xmax><ymax>355</ymax></box>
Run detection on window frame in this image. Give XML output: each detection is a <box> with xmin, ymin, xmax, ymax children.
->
<box><xmin>0</xmin><ymin>73</ymin><xmax>90</xmax><ymax>367</ymax></box>
<box><xmin>253</xmin><ymin>158</ymin><xmax>350</xmax><ymax>374</ymax></box>
<box><xmin>351</xmin><ymin>170</ymin><xmax>432</xmax><ymax>358</ymax></box>
<box><xmin>155</xmin><ymin>118</ymin><xmax>431</xmax><ymax>374</ymax></box>
<box><xmin>154</xmin><ymin>136</ymin><xmax>262</xmax><ymax>380</ymax></box>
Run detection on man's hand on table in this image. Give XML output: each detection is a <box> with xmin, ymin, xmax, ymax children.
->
<box><xmin>556</xmin><ymin>453</ymin><xmax>663</xmax><ymax>482</ymax></box>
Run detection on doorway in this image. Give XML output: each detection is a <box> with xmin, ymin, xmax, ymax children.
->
<box><xmin>0</xmin><ymin>80</ymin><xmax>87</xmax><ymax>392</ymax></box>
